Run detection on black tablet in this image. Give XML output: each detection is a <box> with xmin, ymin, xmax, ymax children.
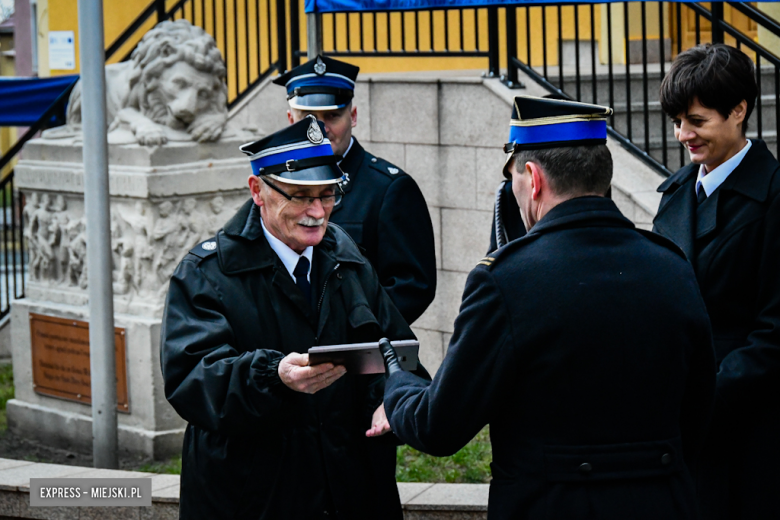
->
<box><xmin>308</xmin><ymin>339</ymin><xmax>420</xmax><ymax>374</ymax></box>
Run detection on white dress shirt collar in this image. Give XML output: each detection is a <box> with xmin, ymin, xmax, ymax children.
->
<box><xmin>696</xmin><ymin>139</ymin><xmax>752</xmax><ymax>197</ymax></box>
<box><xmin>261</xmin><ymin>218</ymin><xmax>313</xmax><ymax>282</ymax></box>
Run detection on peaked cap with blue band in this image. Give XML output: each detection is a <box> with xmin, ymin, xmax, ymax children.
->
<box><xmin>273</xmin><ymin>55</ymin><xmax>360</xmax><ymax>111</ymax></box>
<box><xmin>239</xmin><ymin>115</ymin><xmax>346</xmax><ymax>185</ymax></box>
<box><xmin>503</xmin><ymin>96</ymin><xmax>613</xmax><ymax>177</ymax></box>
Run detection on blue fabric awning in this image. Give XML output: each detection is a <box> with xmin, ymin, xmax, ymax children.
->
<box><xmin>0</xmin><ymin>75</ymin><xmax>79</xmax><ymax>127</ymax></box>
<box><xmin>306</xmin><ymin>1</ymin><xmax>735</xmax><ymax>13</ymax></box>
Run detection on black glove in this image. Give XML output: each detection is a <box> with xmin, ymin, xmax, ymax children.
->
<box><xmin>378</xmin><ymin>338</ymin><xmax>403</xmax><ymax>376</ymax></box>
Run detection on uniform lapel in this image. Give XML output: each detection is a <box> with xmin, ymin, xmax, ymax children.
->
<box><xmin>653</xmin><ymin>165</ymin><xmax>698</xmax><ymax>262</ymax></box>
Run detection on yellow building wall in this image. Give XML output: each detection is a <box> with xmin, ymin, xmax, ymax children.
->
<box><xmin>35</xmin><ymin>0</ymin><xmax>50</xmax><ymax>77</ymax></box>
<box><xmin>47</xmin><ymin>0</ymin><xmax>158</xmax><ymax>75</ymax></box>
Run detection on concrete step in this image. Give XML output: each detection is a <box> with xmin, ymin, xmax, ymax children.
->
<box><xmin>0</xmin><ymin>457</ymin><xmax>489</xmax><ymax>519</ymax></box>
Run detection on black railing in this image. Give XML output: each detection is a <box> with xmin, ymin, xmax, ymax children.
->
<box><xmin>505</xmin><ymin>2</ymin><xmax>780</xmax><ymax>177</ymax></box>
<box><xmin>312</xmin><ymin>8</ymin><xmax>499</xmax><ymax>77</ymax></box>
<box><xmin>164</xmin><ymin>0</ymin><xmax>291</xmax><ymax>107</ymax></box>
<box><xmin>0</xmin><ymin>173</ymin><xmax>24</xmax><ymax>320</ymax></box>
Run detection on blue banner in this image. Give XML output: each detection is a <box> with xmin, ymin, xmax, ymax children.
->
<box><xmin>0</xmin><ymin>75</ymin><xmax>78</xmax><ymax>127</ymax></box>
<box><xmin>306</xmin><ymin>0</ymin><xmax>719</xmax><ymax>13</ymax></box>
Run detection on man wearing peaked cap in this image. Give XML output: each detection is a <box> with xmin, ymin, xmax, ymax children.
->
<box><xmin>489</xmin><ymin>94</ymin><xmax>612</xmax><ymax>251</ymax></box>
<box><xmin>377</xmin><ymin>95</ymin><xmax>716</xmax><ymax>519</ymax></box>
<box><xmin>275</xmin><ymin>55</ymin><xmax>436</xmax><ymax>326</ymax></box>
<box><xmin>160</xmin><ymin>115</ymin><xmax>427</xmax><ymax>519</ymax></box>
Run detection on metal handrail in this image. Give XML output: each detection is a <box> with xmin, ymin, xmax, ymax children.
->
<box><xmin>104</xmin><ymin>0</ymin><xmax>162</xmax><ymax>60</ymax></box>
<box><xmin>728</xmin><ymin>2</ymin><xmax>780</xmax><ymax>41</ymax></box>
<box><xmin>509</xmin><ymin>55</ymin><xmax>672</xmax><ymax>177</ymax></box>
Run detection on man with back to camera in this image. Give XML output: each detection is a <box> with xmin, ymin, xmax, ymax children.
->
<box><xmin>273</xmin><ymin>55</ymin><xmax>436</xmax><ymax>325</ymax></box>
<box><xmin>654</xmin><ymin>43</ymin><xmax>780</xmax><ymax>519</ymax></box>
<box><xmin>372</xmin><ymin>96</ymin><xmax>717</xmax><ymax>520</ymax></box>
<box><xmin>160</xmin><ymin>116</ymin><xmax>420</xmax><ymax>519</ymax></box>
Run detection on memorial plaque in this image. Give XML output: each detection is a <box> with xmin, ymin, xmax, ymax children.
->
<box><xmin>29</xmin><ymin>313</ymin><xmax>129</xmax><ymax>413</ymax></box>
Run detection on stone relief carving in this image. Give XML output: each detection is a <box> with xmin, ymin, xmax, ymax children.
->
<box><xmin>47</xmin><ymin>20</ymin><xmax>232</xmax><ymax>146</ymax></box>
<box><xmin>23</xmin><ymin>192</ymin><xmax>244</xmax><ymax>299</ymax></box>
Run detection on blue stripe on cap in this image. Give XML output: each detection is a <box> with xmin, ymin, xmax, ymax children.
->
<box><xmin>250</xmin><ymin>142</ymin><xmax>334</xmax><ymax>175</ymax></box>
<box><xmin>287</xmin><ymin>75</ymin><xmax>355</xmax><ymax>94</ymax></box>
<box><xmin>508</xmin><ymin>120</ymin><xmax>607</xmax><ymax>146</ymax></box>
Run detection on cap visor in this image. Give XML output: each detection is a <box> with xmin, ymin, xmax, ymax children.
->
<box><xmin>267</xmin><ymin>163</ymin><xmax>345</xmax><ymax>185</ymax></box>
<box><xmin>288</xmin><ymin>93</ymin><xmax>348</xmax><ymax>111</ymax></box>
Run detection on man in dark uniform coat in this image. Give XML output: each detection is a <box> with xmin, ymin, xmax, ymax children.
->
<box><xmin>378</xmin><ymin>96</ymin><xmax>716</xmax><ymax>520</ymax></box>
<box><xmin>654</xmin><ymin>44</ymin><xmax>780</xmax><ymax>519</ymax></box>
<box><xmin>274</xmin><ymin>55</ymin><xmax>436</xmax><ymax>324</ymax></box>
<box><xmin>160</xmin><ymin>118</ymin><xmax>418</xmax><ymax>519</ymax></box>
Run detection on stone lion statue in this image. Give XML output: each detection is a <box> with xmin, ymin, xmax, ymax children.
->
<box><xmin>65</xmin><ymin>19</ymin><xmax>228</xmax><ymax>145</ymax></box>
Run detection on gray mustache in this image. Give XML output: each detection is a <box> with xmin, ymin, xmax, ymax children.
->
<box><xmin>299</xmin><ymin>217</ymin><xmax>325</xmax><ymax>227</ymax></box>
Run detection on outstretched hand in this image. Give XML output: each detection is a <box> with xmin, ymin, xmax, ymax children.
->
<box><xmin>278</xmin><ymin>353</ymin><xmax>346</xmax><ymax>394</ymax></box>
<box><xmin>366</xmin><ymin>403</ymin><xmax>392</xmax><ymax>437</ymax></box>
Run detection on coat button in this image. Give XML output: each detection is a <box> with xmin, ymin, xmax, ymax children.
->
<box><xmin>578</xmin><ymin>462</ymin><xmax>592</xmax><ymax>473</ymax></box>
<box><xmin>661</xmin><ymin>453</ymin><xmax>672</xmax><ymax>466</ymax></box>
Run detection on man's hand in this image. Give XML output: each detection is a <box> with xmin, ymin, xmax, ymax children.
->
<box><xmin>365</xmin><ymin>403</ymin><xmax>392</xmax><ymax>437</ymax></box>
<box><xmin>278</xmin><ymin>353</ymin><xmax>346</xmax><ymax>394</ymax></box>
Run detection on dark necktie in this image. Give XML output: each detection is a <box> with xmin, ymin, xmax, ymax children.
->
<box><xmin>293</xmin><ymin>256</ymin><xmax>311</xmax><ymax>305</ymax></box>
<box><xmin>697</xmin><ymin>185</ymin><xmax>707</xmax><ymax>204</ymax></box>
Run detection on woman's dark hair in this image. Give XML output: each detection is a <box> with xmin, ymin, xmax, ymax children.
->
<box><xmin>660</xmin><ymin>44</ymin><xmax>757</xmax><ymax>134</ymax></box>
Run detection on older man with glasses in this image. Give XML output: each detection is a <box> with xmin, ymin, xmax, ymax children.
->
<box><xmin>160</xmin><ymin>115</ymin><xmax>422</xmax><ymax>520</ymax></box>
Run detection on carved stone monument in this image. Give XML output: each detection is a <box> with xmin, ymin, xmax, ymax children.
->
<box><xmin>8</xmin><ymin>19</ymin><xmax>258</xmax><ymax>459</ymax></box>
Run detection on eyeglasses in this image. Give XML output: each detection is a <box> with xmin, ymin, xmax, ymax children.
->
<box><xmin>261</xmin><ymin>176</ymin><xmax>343</xmax><ymax>208</ymax></box>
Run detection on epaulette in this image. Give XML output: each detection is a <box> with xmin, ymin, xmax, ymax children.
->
<box><xmin>367</xmin><ymin>155</ymin><xmax>405</xmax><ymax>179</ymax></box>
<box><xmin>188</xmin><ymin>238</ymin><xmax>219</xmax><ymax>260</ymax></box>
<box><xmin>479</xmin><ymin>232</ymin><xmax>544</xmax><ymax>269</ymax></box>
<box><xmin>476</xmin><ymin>255</ymin><xmax>496</xmax><ymax>268</ymax></box>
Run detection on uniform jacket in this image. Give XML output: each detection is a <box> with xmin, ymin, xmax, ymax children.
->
<box><xmin>385</xmin><ymin>197</ymin><xmax>716</xmax><ymax>520</ymax></box>
<box><xmin>653</xmin><ymin>139</ymin><xmax>780</xmax><ymax>519</ymax></box>
<box><xmin>161</xmin><ymin>199</ymin><xmax>416</xmax><ymax>520</ymax></box>
<box><xmin>332</xmin><ymin>138</ymin><xmax>436</xmax><ymax>325</ymax></box>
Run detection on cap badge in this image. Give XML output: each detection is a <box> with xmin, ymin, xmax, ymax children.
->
<box><xmin>306</xmin><ymin>116</ymin><xmax>324</xmax><ymax>144</ymax></box>
<box><xmin>202</xmin><ymin>241</ymin><xmax>217</xmax><ymax>251</ymax></box>
<box><xmin>388</xmin><ymin>167</ymin><xmax>399</xmax><ymax>175</ymax></box>
<box><xmin>314</xmin><ymin>56</ymin><xmax>326</xmax><ymax>76</ymax></box>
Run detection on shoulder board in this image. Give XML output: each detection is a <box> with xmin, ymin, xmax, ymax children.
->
<box><xmin>476</xmin><ymin>256</ymin><xmax>496</xmax><ymax>268</ymax></box>
<box><xmin>367</xmin><ymin>155</ymin><xmax>406</xmax><ymax>179</ymax></box>
<box><xmin>479</xmin><ymin>232</ymin><xmax>544</xmax><ymax>269</ymax></box>
<box><xmin>188</xmin><ymin>238</ymin><xmax>219</xmax><ymax>260</ymax></box>
<box><xmin>635</xmin><ymin>229</ymin><xmax>688</xmax><ymax>261</ymax></box>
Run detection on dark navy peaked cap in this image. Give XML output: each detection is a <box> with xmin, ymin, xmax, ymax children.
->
<box><xmin>239</xmin><ymin>115</ymin><xmax>345</xmax><ymax>185</ymax></box>
<box><xmin>503</xmin><ymin>96</ymin><xmax>613</xmax><ymax>176</ymax></box>
<box><xmin>273</xmin><ymin>55</ymin><xmax>359</xmax><ymax>110</ymax></box>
